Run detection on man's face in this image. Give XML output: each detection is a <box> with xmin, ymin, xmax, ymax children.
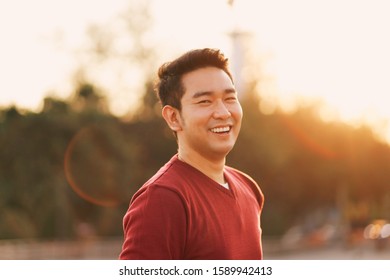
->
<box><xmin>177</xmin><ymin>66</ymin><xmax>243</xmax><ymax>161</ymax></box>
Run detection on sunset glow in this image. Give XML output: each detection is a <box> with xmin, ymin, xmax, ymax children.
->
<box><xmin>1</xmin><ymin>0</ymin><xmax>390</xmax><ymax>142</ymax></box>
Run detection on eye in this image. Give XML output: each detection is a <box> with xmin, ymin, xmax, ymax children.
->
<box><xmin>225</xmin><ymin>96</ymin><xmax>237</xmax><ymax>102</ymax></box>
<box><xmin>197</xmin><ymin>99</ymin><xmax>211</xmax><ymax>104</ymax></box>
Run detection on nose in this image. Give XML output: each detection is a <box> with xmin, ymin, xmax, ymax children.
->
<box><xmin>212</xmin><ymin>100</ymin><xmax>231</xmax><ymax>119</ymax></box>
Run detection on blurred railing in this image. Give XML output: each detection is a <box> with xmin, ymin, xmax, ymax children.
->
<box><xmin>0</xmin><ymin>236</ymin><xmax>389</xmax><ymax>260</ymax></box>
<box><xmin>0</xmin><ymin>237</ymin><xmax>285</xmax><ymax>260</ymax></box>
<box><xmin>0</xmin><ymin>237</ymin><xmax>123</xmax><ymax>260</ymax></box>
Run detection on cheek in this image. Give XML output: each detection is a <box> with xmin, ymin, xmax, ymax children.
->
<box><xmin>230</xmin><ymin>104</ymin><xmax>243</xmax><ymax>121</ymax></box>
<box><xmin>182</xmin><ymin>108</ymin><xmax>211</xmax><ymax>125</ymax></box>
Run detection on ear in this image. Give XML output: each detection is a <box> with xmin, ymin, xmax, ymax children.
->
<box><xmin>161</xmin><ymin>105</ymin><xmax>183</xmax><ymax>132</ymax></box>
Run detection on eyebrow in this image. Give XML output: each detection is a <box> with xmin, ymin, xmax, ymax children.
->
<box><xmin>192</xmin><ymin>88</ymin><xmax>236</xmax><ymax>99</ymax></box>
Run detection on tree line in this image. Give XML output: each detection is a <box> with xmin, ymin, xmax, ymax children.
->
<box><xmin>1</xmin><ymin>81</ymin><xmax>390</xmax><ymax>240</ymax></box>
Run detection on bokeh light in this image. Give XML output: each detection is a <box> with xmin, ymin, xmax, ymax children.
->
<box><xmin>64</xmin><ymin>124</ymin><xmax>132</xmax><ymax>207</ymax></box>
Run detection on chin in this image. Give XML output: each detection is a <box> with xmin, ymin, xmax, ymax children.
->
<box><xmin>212</xmin><ymin>146</ymin><xmax>234</xmax><ymax>157</ymax></box>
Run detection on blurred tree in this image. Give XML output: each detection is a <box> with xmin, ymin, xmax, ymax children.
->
<box><xmin>1</xmin><ymin>88</ymin><xmax>390</xmax><ymax>239</ymax></box>
<box><xmin>42</xmin><ymin>97</ymin><xmax>70</xmax><ymax>114</ymax></box>
<box><xmin>0</xmin><ymin>106</ymin><xmax>74</xmax><ymax>238</ymax></box>
<box><xmin>70</xmin><ymin>82</ymin><xmax>109</xmax><ymax>114</ymax></box>
<box><xmin>75</xmin><ymin>0</ymin><xmax>156</xmax><ymax>116</ymax></box>
<box><xmin>0</xmin><ymin>0</ymin><xmax>164</xmax><ymax>240</ymax></box>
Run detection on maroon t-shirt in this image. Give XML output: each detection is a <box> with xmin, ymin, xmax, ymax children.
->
<box><xmin>119</xmin><ymin>154</ymin><xmax>264</xmax><ymax>260</ymax></box>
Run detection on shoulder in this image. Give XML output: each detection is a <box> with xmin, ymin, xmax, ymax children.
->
<box><xmin>225</xmin><ymin>166</ymin><xmax>264</xmax><ymax>208</ymax></box>
<box><xmin>138</xmin><ymin>155</ymin><xmax>183</xmax><ymax>192</ymax></box>
<box><xmin>131</xmin><ymin>155</ymin><xmax>192</xmax><ymax>204</ymax></box>
<box><xmin>225</xmin><ymin>166</ymin><xmax>257</xmax><ymax>185</ymax></box>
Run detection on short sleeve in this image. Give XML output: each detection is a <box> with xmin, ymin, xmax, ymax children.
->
<box><xmin>119</xmin><ymin>185</ymin><xmax>187</xmax><ymax>259</ymax></box>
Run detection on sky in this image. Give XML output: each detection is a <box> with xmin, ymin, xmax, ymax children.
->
<box><xmin>1</xmin><ymin>0</ymin><xmax>390</xmax><ymax>142</ymax></box>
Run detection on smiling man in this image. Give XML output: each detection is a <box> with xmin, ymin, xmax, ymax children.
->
<box><xmin>119</xmin><ymin>48</ymin><xmax>264</xmax><ymax>260</ymax></box>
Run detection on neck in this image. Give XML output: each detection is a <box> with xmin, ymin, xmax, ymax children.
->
<box><xmin>177</xmin><ymin>149</ymin><xmax>226</xmax><ymax>184</ymax></box>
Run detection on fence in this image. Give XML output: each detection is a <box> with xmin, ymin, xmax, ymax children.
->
<box><xmin>0</xmin><ymin>237</ymin><xmax>123</xmax><ymax>260</ymax></box>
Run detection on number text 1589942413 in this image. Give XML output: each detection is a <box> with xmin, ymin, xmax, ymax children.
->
<box><xmin>212</xmin><ymin>266</ymin><xmax>272</xmax><ymax>276</ymax></box>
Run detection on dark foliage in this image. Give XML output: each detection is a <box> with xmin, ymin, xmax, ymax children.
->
<box><xmin>1</xmin><ymin>86</ymin><xmax>389</xmax><ymax>240</ymax></box>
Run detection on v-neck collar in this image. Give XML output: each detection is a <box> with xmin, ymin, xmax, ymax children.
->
<box><xmin>173</xmin><ymin>154</ymin><xmax>236</xmax><ymax>199</ymax></box>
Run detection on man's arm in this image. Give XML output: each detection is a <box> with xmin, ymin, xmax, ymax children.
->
<box><xmin>119</xmin><ymin>185</ymin><xmax>187</xmax><ymax>260</ymax></box>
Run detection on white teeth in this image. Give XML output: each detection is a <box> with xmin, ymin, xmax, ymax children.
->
<box><xmin>211</xmin><ymin>126</ymin><xmax>230</xmax><ymax>133</ymax></box>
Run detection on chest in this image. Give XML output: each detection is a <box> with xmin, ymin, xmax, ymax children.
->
<box><xmin>182</xmin><ymin>184</ymin><xmax>261</xmax><ymax>259</ymax></box>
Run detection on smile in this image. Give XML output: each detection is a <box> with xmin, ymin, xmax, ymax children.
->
<box><xmin>210</xmin><ymin>126</ymin><xmax>231</xmax><ymax>133</ymax></box>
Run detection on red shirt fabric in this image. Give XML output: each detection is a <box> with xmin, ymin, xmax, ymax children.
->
<box><xmin>119</xmin><ymin>154</ymin><xmax>264</xmax><ymax>260</ymax></box>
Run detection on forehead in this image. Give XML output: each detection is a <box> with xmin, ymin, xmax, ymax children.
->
<box><xmin>181</xmin><ymin>67</ymin><xmax>234</xmax><ymax>96</ymax></box>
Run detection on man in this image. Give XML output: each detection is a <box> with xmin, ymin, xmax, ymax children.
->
<box><xmin>119</xmin><ymin>48</ymin><xmax>264</xmax><ymax>260</ymax></box>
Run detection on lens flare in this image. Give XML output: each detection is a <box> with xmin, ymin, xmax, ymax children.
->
<box><xmin>280</xmin><ymin>115</ymin><xmax>338</xmax><ymax>160</ymax></box>
<box><xmin>64</xmin><ymin>125</ymin><xmax>132</xmax><ymax>207</ymax></box>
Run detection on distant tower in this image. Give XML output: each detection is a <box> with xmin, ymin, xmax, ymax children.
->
<box><xmin>229</xmin><ymin>30</ymin><xmax>249</xmax><ymax>97</ymax></box>
<box><xmin>227</xmin><ymin>0</ymin><xmax>250</xmax><ymax>98</ymax></box>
